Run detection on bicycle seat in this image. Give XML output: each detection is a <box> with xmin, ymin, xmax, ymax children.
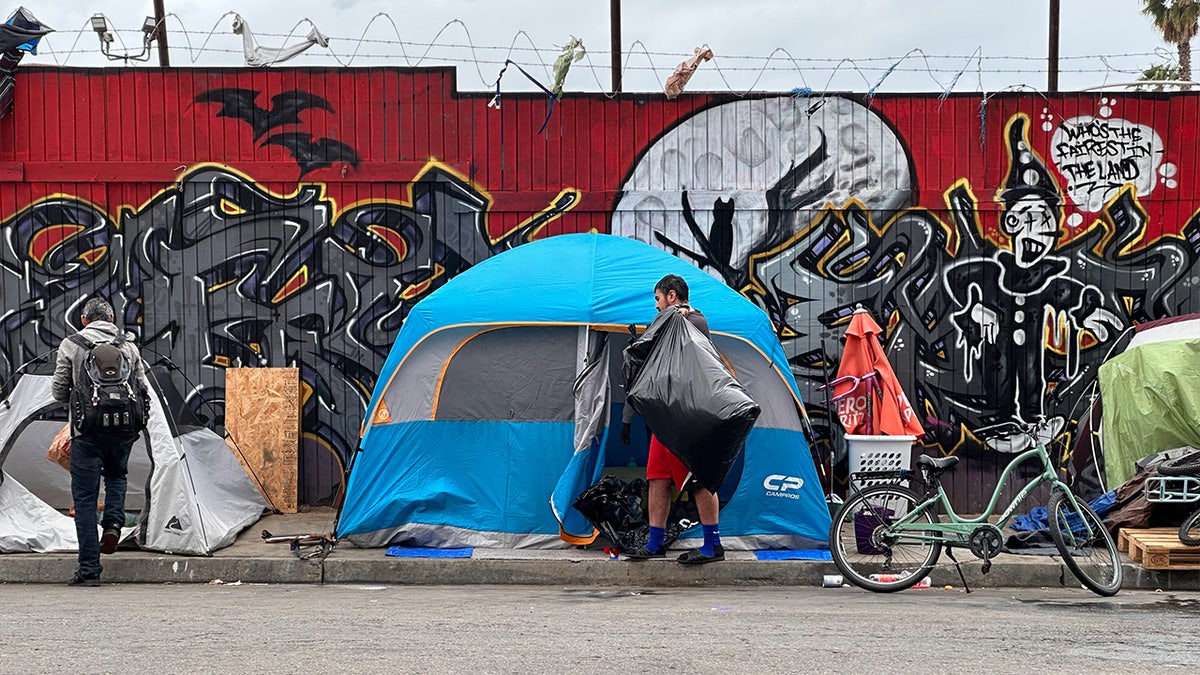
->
<box><xmin>917</xmin><ymin>455</ymin><xmax>960</xmax><ymax>471</ymax></box>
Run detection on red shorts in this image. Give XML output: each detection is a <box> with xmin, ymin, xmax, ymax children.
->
<box><xmin>646</xmin><ymin>434</ymin><xmax>690</xmax><ymax>490</ymax></box>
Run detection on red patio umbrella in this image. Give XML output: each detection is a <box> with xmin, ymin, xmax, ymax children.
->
<box><xmin>831</xmin><ymin>308</ymin><xmax>925</xmax><ymax>439</ymax></box>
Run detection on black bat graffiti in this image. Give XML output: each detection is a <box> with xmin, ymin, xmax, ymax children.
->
<box><xmin>264</xmin><ymin>132</ymin><xmax>362</xmax><ymax>178</ymax></box>
<box><xmin>194</xmin><ymin>88</ymin><xmax>334</xmax><ymax>141</ymax></box>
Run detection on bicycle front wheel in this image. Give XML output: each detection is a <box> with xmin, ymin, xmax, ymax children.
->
<box><xmin>1157</xmin><ymin>451</ymin><xmax>1200</xmax><ymax>476</ymax></box>
<box><xmin>1046</xmin><ymin>489</ymin><xmax>1123</xmax><ymax>596</ymax></box>
<box><xmin>829</xmin><ymin>484</ymin><xmax>941</xmax><ymax>593</ymax></box>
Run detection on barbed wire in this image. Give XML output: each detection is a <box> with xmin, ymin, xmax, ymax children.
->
<box><xmin>938</xmin><ymin>47</ymin><xmax>984</xmax><ymax>109</ymax></box>
<box><xmin>25</xmin><ymin>13</ymin><xmax>1191</xmax><ymax>94</ymax></box>
<box><xmin>33</xmin><ymin>40</ymin><xmax>1171</xmax><ymax>75</ymax></box>
<box><xmin>37</xmin><ymin>25</ymin><xmax>1187</xmax><ymax>62</ymax></box>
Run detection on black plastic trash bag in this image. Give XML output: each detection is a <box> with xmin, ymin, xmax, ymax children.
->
<box><xmin>623</xmin><ymin>308</ymin><xmax>760</xmax><ymax>492</ymax></box>
<box><xmin>573</xmin><ymin>474</ymin><xmax>700</xmax><ymax>553</ymax></box>
<box><xmin>573</xmin><ymin>475</ymin><xmax>648</xmax><ymax>552</ymax></box>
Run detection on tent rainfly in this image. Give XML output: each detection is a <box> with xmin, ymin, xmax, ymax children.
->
<box><xmin>338</xmin><ymin>233</ymin><xmax>831</xmax><ymax>550</ymax></box>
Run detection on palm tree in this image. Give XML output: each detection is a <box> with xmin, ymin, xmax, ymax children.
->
<box><xmin>1138</xmin><ymin>62</ymin><xmax>1182</xmax><ymax>90</ymax></box>
<box><xmin>1142</xmin><ymin>0</ymin><xmax>1200</xmax><ymax>85</ymax></box>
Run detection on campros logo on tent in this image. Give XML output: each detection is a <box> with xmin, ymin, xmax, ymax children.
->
<box><xmin>763</xmin><ymin>474</ymin><xmax>804</xmax><ymax>499</ymax></box>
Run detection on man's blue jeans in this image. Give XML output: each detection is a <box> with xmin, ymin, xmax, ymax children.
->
<box><xmin>70</xmin><ymin>435</ymin><xmax>135</xmax><ymax>577</ymax></box>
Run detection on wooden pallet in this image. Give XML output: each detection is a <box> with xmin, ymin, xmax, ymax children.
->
<box><xmin>1118</xmin><ymin>528</ymin><xmax>1200</xmax><ymax>570</ymax></box>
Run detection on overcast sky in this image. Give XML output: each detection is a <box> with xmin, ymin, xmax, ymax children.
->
<box><xmin>12</xmin><ymin>1</ymin><xmax>1180</xmax><ymax>93</ymax></box>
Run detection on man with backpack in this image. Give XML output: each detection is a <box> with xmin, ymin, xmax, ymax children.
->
<box><xmin>51</xmin><ymin>297</ymin><xmax>148</xmax><ymax>587</ymax></box>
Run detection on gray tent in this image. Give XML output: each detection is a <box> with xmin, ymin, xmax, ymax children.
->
<box><xmin>0</xmin><ymin>369</ymin><xmax>267</xmax><ymax>555</ymax></box>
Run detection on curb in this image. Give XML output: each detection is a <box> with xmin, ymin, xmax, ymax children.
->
<box><xmin>0</xmin><ymin>553</ymin><xmax>322</xmax><ymax>585</ymax></box>
<box><xmin>0</xmin><ymin>553</ymin><xmax>1181</xmax><ymax>591</ymax></box>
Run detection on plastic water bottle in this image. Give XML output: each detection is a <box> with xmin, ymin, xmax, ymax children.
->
<box><xmin>869</xmin><ymin>574</ymin><xmax>931</xmax><ymax>588</ymax></box>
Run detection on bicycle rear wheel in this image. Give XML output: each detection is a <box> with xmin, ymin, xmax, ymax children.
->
<box><xmin>1179</xmin><ymin>508</ymin><xmax>1200</xmax><ymax>547</ymax></box>
<box><xmin>1046</xmin><ymin>488</ymin><xmax>1123</xmax><ymax>596</ymax></box>
<box><xmin>829</xmin><ymin>484</ymin><xmax>941</xmax><ymax>593</ymax></box>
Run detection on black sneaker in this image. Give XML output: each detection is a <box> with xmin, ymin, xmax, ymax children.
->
<box><xmin>623</xmin><ymin>545</ymin><xmax>666</xmax><ymax>560</ymax></box>
<box><xmin>677</xmin><ymin>545</ymin><xmax>725</xmax><ymax>565</ymax></box>
<box><xmin>67</xmin><ymin>571</ymin><xmax>100</xmax><ymax>587</ymax></box>
<box><xmin>100</xmin><ymin>528</ymin><xmax>120</xmax><ymax>555</ymax></box>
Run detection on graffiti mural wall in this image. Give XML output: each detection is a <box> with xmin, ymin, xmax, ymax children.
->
<box><xmin>613</xmin><ymin>94</ymin><xmax>1200</xmax><ymax>503</ymax></box>
<box><xmin>2</xmin><ymin>67</ymin><xmax>1198</xmax><ymax>508</ymax></box>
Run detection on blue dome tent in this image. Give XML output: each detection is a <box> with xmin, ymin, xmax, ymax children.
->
<box><xmin>337</xmin><ymin>234</ymin><xmax>830</xmax><ymax>549</ymax></box>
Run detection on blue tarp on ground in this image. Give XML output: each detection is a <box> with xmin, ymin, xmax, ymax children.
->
<box><xmin>386</xmin><ymin>546</ymin><xmax>474</xmax><ymax>558</ymax></box>
<box><xmin>754</xmin><ymin>549</ymin><xmax>834</xmax><ymax>561</ymax></box>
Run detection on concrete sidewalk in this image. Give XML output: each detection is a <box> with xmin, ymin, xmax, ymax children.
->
<box><xmin>1</xmin><ymin>508</ymin><xmax>1193</xmax><ymax>590</ymax></box>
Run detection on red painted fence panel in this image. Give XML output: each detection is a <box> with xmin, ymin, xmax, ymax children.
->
<box><xmin>1</xmin><ymin>66</ymin><xmax>1196</xmax><ymax>509</ymax></box>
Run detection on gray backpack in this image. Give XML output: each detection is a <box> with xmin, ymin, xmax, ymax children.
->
<box><xmin>68</xmin><ymin>333</ymin><xmax>149</xmax><ymax>438</ymax></box>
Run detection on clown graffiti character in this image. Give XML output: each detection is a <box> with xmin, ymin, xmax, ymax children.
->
<box><xmin>942</xmin><ymin>115</ymin><xmax>1123</xmax><ymax>451</ymax></box>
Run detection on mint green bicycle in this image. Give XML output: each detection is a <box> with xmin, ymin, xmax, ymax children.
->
<box><xmin>828</xmin><ymin>418</ymin><xmax>1123</xmax><ymax>596</ymax></box>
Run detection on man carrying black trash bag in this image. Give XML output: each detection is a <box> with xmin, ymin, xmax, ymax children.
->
<box><xmin>621</xmin><ymin>274</ymin><xmax>760</xmax><ymax>564</ymax></box>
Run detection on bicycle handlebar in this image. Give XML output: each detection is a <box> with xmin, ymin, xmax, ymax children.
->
<box><xmin>817</xmin><ymin>370</ymin><xmax>880</xmax><ymax>392</ymax></box>
<box><xmin>818</xmin><ymin>370</ymin><xmax>882</xmax><ymax>405</ymax></box>
<box><xmin>972</xmin><ymin>416</ymin><xmax>1051</xmax><ymax>443</ymax></box>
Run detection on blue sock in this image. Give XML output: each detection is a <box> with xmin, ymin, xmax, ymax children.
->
<box><xmin>700</xmin><ymin>524</ymin><xmax>720</xmax><ymax>556</ymax></box>
<box><xmin>647</xmin><ymin>526</ymin><xmax>665</xmax><ymax>552</ymax></box>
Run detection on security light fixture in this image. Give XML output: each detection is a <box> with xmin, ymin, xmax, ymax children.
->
<box><xmin>89</xmin><ymin>14</ymin><xmax>112</xmax><ymax>43</ymax></box>
<box><xmin>91</xmin><ymin>13</ymin><xmax>158</xmax><ymax>62</ymax></box>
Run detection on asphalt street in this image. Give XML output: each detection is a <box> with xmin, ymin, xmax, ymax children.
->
<box><xmin>1</xmin><ymin>584</ymin><xmax>1197</xmax><ymax>673</ymax></box>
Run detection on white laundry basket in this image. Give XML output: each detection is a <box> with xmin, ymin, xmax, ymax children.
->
<box><xmin>846</xmin><ymin>434</ymin><xmax>916</xmax><ymax>488</ymax></box>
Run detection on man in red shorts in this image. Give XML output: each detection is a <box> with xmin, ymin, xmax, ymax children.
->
<box><xmin>624</xmin><ymin>274</ymin><xmax>724</xmax><ymax>564</ymax></box>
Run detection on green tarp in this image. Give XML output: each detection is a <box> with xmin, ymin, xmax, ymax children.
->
<box><xmin>1099</xmin><ymin>339</ymin><xmax>1200</xmax><ymax>487</ymax></box>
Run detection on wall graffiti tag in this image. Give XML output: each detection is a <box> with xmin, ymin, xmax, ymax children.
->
<box><xmin>910</xmin><ymin>115</ymin><xmax>1192</xmax><ymax>454</ymax></box>
<box><xmin>1050</xmin><ymin>108</ymin><xmax>1167</xmax><ymax>213</ymax></box>
<box><xmin>615</xmin><ymin>95</ymin><xmax>1200</xmax><ymax>498</ymax></box>
<box><xmin>0</xmin><ymin>162</ymin><xmax>579</xmax><ymax>501</ymax></box>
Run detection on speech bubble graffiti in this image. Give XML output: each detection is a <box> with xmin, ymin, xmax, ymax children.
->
<box><xmin>1050</xmin><ymin>116</ymin><xmax>1164</xmax><ymax>213</ymax></box>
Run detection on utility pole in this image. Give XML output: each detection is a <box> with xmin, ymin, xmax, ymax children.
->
<box><xmin>1048</xmin><ymin>0</ymin><xmax>1059</xmax><ymax>93</ymax></box>
<box><xmin>610</xmin><ymin>0</ymin><xmax>622</xmax><ymax>93</ymax></box>
<box><xmin>154</xmin><ymin>0</ymin><xmax>170</xmax><ymax>67</ymax></box>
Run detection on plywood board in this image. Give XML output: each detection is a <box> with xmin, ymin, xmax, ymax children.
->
<box><xmin>225</xmin><ymin>368</ymin><xmax>299</xmax><ymax>513</ymax></box>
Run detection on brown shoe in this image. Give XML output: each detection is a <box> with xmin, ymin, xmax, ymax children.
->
<box><xmin>100</xmin><ymin>528</ymin><xmax>120</xmax><ymax>555</ymax></box>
